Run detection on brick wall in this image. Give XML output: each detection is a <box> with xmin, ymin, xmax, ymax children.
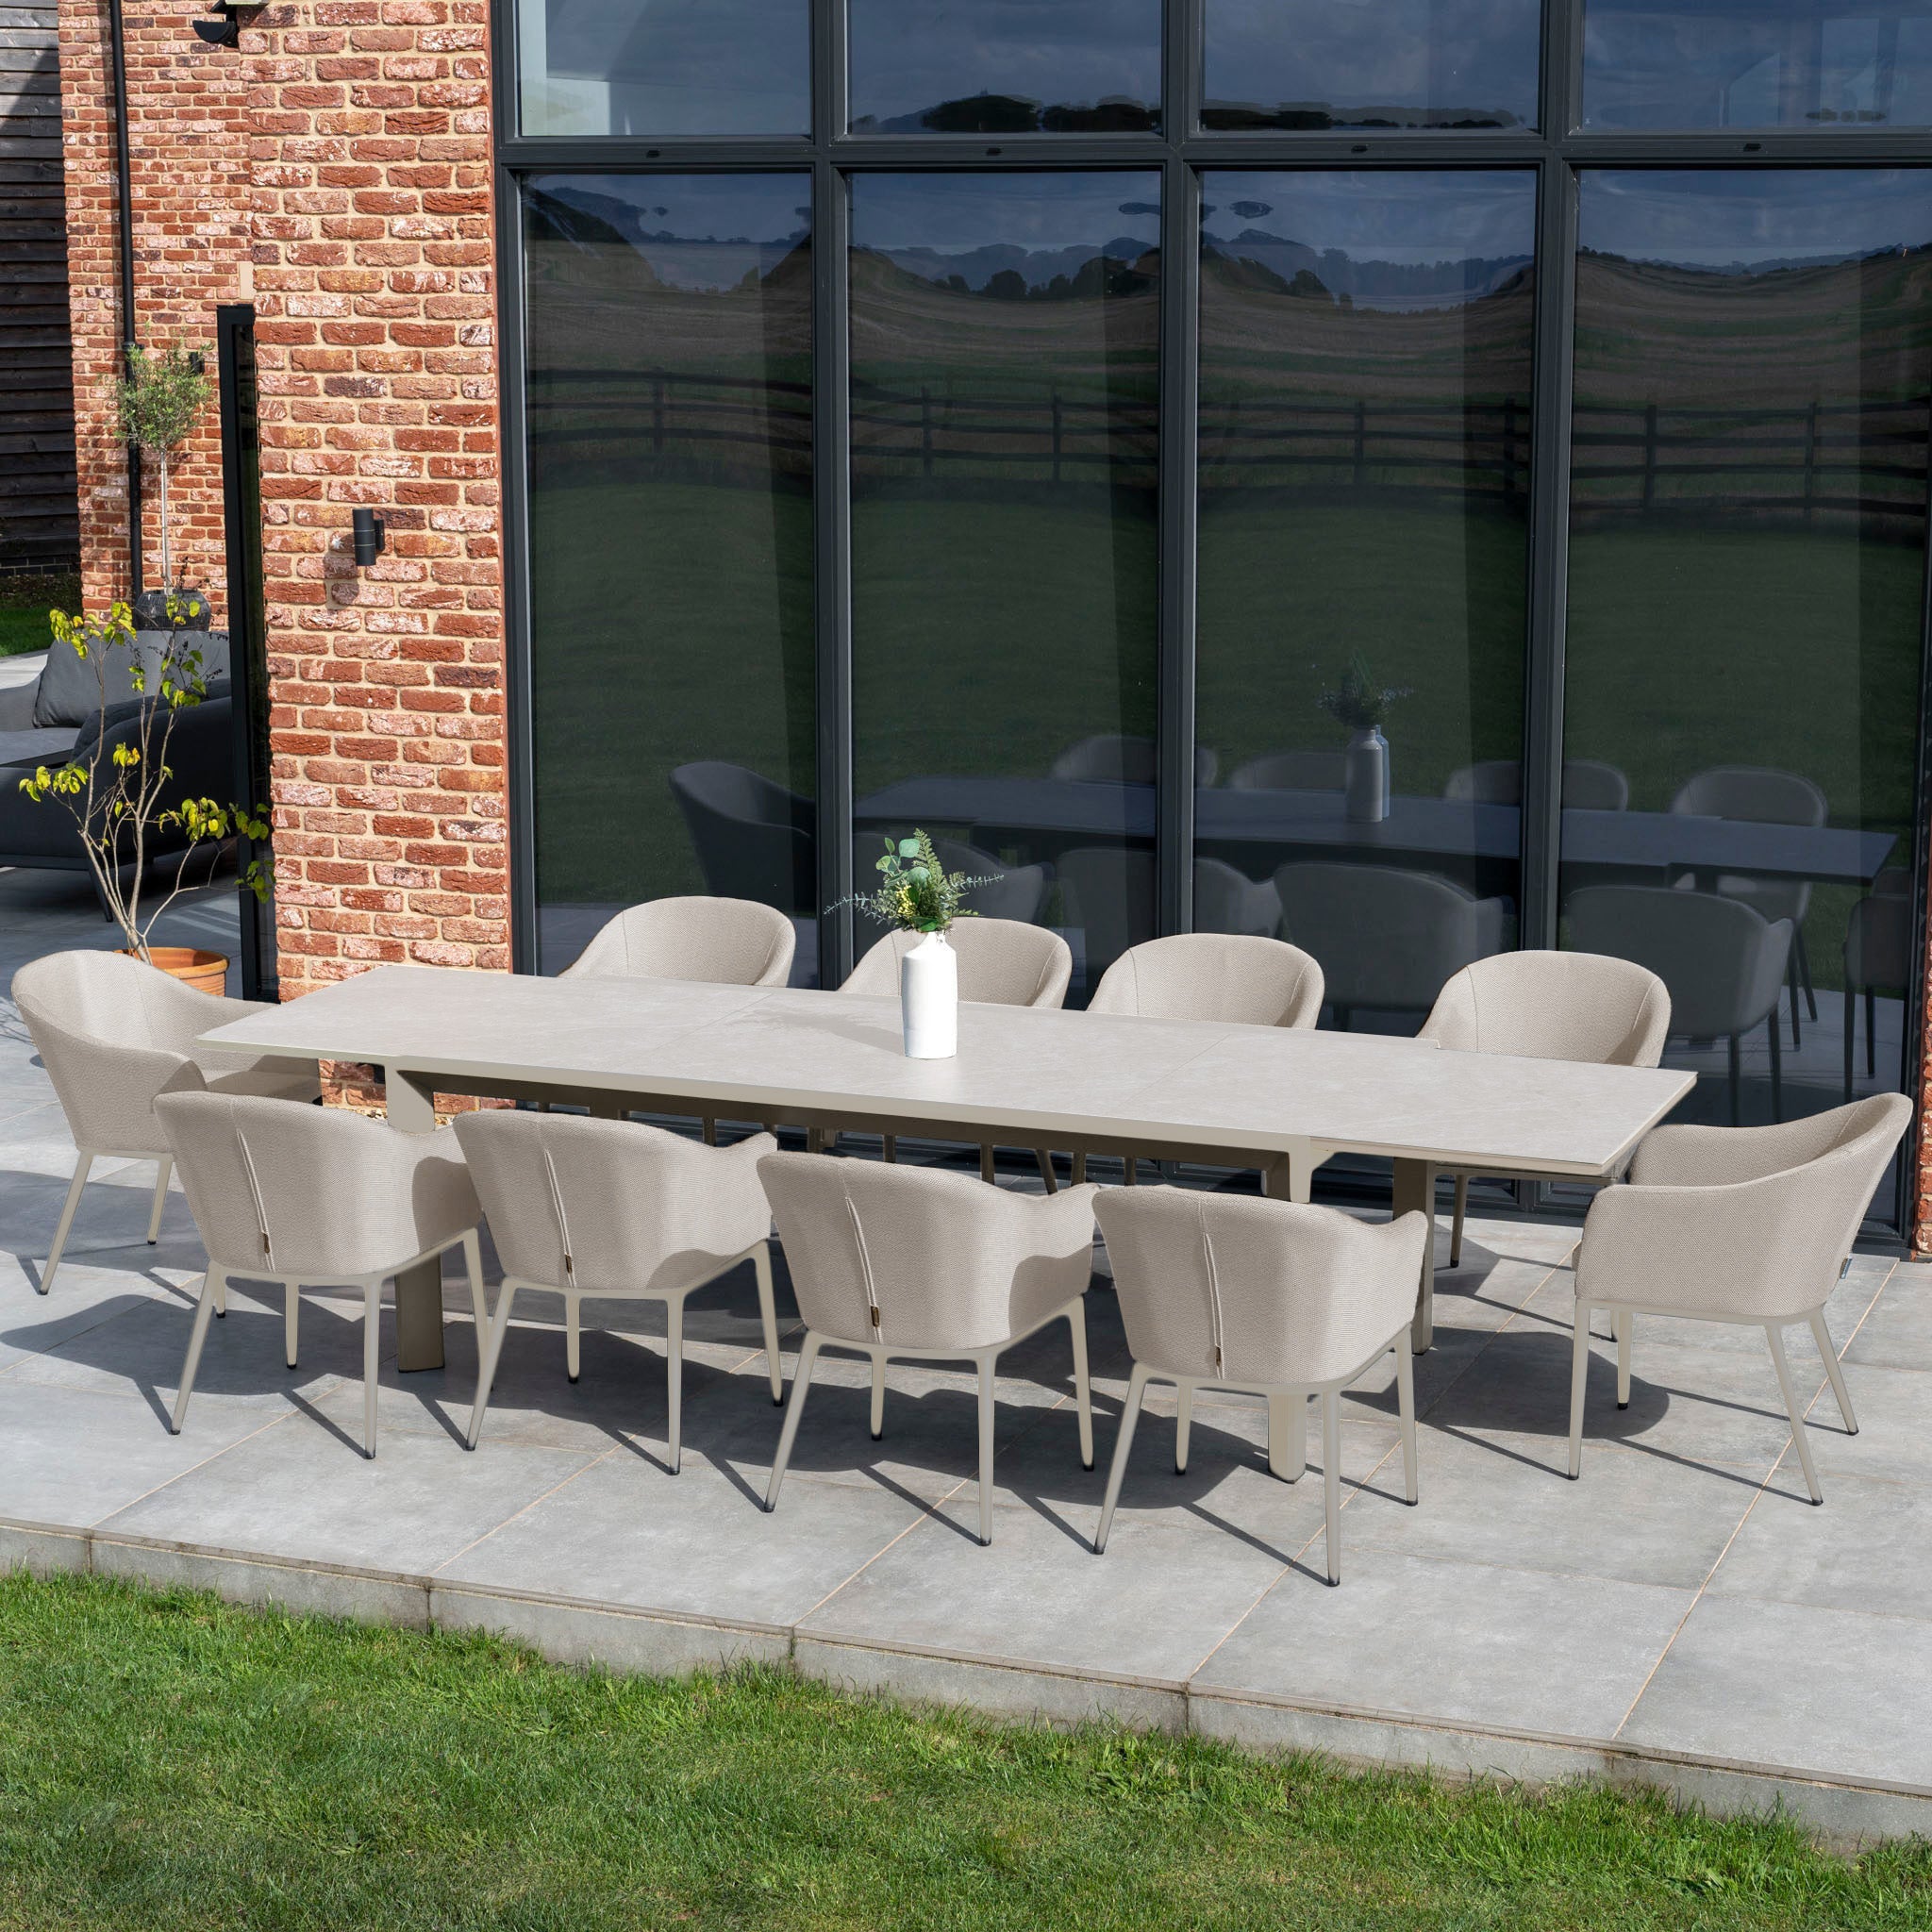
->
<box><xmin>57</xmin><ymin>0</ymin><xmax>511</xmax><ymax>1008</ymax></box>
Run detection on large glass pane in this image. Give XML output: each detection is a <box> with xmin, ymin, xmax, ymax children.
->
<box><xmin>520</xmin><ymin>0</ymin><xmax>809</xmax><ymax>136</ymax></box>
<box><xmin>848</xmin><ymin>0</ymin><xmax>1161</xmax><ymax>134</ymax></box>
<box><xmin>524</xmin><ymin>175</ymin><xmax>814</xmax><ymax>975</ymax></box>
<box><xmin>1203</xmin><ymin>0</ymin><xmax>1541</xmax><ymax>131</ymax></box>
<box><xmin>1561</xmin><ymin>170</ymin><xmax>1929</xmax><ymax>1224</ymax></box>
<box><xmin>1583</xmin><ymin>2</ymin><xmax>1932</xmax><ymax>129</ymax></box>
<box><xmin>1195</xmin><ymin>171</ymin><xmax>1537</xmax><ymax>1037</ymax></box>
<box><xmin>850</xmin><ymin>174</ymin><xmax>1160</xmax><ymax>1002</ymax></box>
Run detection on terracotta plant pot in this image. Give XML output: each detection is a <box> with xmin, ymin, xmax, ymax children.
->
<box><xmin>124</xmin><ymin>946</ymin><xmax>229</xmax><ymax>995</ymax></box>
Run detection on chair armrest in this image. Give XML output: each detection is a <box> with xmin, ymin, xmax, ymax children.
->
<box><xmin>27</xmin><ymin>1004</ymin><xmax>208</xmax><ymax>1150</ymax></box>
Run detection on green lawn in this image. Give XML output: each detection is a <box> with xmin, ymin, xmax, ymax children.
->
<box><xmin>0</xmin><ymin>1572</ymin><xmax>1927</xmax><ymax>1930</ymax></box>
<box><xmin>0</xmin><ymin>571</ymin><xmax>75</xmax><ymax>658</ymax></box>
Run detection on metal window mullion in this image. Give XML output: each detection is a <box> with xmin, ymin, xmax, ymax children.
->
<box><xmin>812</xmin><ymin>155</ymin><xmax>854</xmax><ymax>988</ymax></box>
<box><xmin>1898</xmin><ymin>387</ymin><xmax>1932</xmax><ymax>1239</ymax></box>
<box><xmin>1519</xmin><ymin>154</ymin><xmax>1578</xmax><ymax>958</ymax></box>
<box><xmin>1156</xmin><ymin>155</ymin><xmax>1200</xmax><ymax>937</ymax></box>
<box><xmin>1541</xmin><ymin>0</ymin><xmax>1582</xmax><ymax>139</ymax></box>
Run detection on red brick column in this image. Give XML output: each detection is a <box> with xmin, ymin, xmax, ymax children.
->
<box><xmin>251</xmin><ymin>0</ymin><xmax>509</xmax><ymax>996</ymax></box>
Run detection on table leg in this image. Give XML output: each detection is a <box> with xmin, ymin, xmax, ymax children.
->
<box><xmin>384</xmin><ymin>1069</ymin><xmax>446</xmax><ymax>1374</ymax></box>
<box><xmin>1261</xmin><ymin>1142</ymin><xmax>1315</xmax><ymax>1479</ymax></box>
<box><xmin>1391</xmin><ymin>1157</ymin><xmax>1436</xmax><ymax>1354</ymax></box>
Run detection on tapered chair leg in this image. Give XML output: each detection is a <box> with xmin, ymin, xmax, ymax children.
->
<box><xmin>976</xmin><ymin>1357</ymin><xmax>997</xmax><ymax>1545</ymax></box>
<box><xmin>211</xmin><ymin>1273</ymin><xmax>226</xmax><ymax>1317</ymax></box>
<box><xmin>1867</xmin><ymin>986</ymin><xmax>1878</xmax><ymax>1078</ymax></box>
<box><xmin>1616</xmin><ymin>1308</ymin><xmax>1632</xmax><ymax>1408</ymax></box>
<box><xmin>1786</xmin><ymin>948</ymin><xmax>1802</xmax><ymax>1049</ymax></box>
<box><xmin>1766</xmin><ymin>1324</ymin><xmax>1823</xmax><ymax>1504</ymax></box>
<box><xmin>1094</xmin><ymin>1361</ymin><xmax>1149</xmax><ymax>1554</ymax></box>
<box><xmin>170</xmin><ymin>1269</ymin><xmax>224</xmax><ymax>1433</ymax></box>
<box><xmin>1174</xmin><ymin>1385</ymin><xmax>1192</xmax><ymax>1474</ymax></box>
<box><xmin>565</xmin><ymin>1294</ymin><xmax>581</xmax><ymax>1382</ymax></box>
<box><xmin>146</xmin><ymin>1156</ymin><xmax>173</xmax><ymax>1244</ymax></box>
<box><xmin>1568</xmin><ymin>1301</ymin><xmax>1591</xmax><ymax>1479</ymax></box>
<box><xmin>1033</xmin><ymin>1148</ymin><xmax>1058</xmax><ymax>1193</ymax></box>
<box><xmin>1449</xmin><ymin>1174</ymin><xmax>1468</xmax><ymax>1269</ymax></box>
<box><xmin>1843</xmin><ymin>978</ymin><xmax>1857</xmax><ymax>1104</ymax></box>
<box><xmin>765</xmin><ymin>1330</ymin><xmax>822</xmax><ymax>1511</ymax></box>
<box><xmin>1796</xmin><ymin>924</ymin><xmax>1818</xmax><ymax>1024</ymax></box>
<box><xmin>665</xmin><ymin>1295</ymin><xmax>685</xmax><ymax>1474</ymax></box>
<box><xmin>1321</xmin><ymin>1389</ymin><xmax>1342</xmax><ymax>1586</ymax></box>
<box><xmin>467</xmin><ymin>1279</ymin><xmax>520</xmax><ymax>1449</ymax></box>
<box><xmin>753</xmin><ymin>1243</ymin><xmax>782</xmax><ymax>1404</ymax></box>
<box><xmin>461</xmin><ymin>1229</ymin><xmax>488</xmax><ymax>1334</ymax></box>
<box><xmin>1767</xmin><ymin>1010</ymin><xmax>1783</xmax><ymax>1124</ymax></box>
<box><xmin>39</xmin><ymin>1153</ymin><xmax>92</xmax><ymax>1295</ymax></box>
<box><xmin>1809</xmin><ymin>1309</ymin><xmax>1858</xmax><ymax>1435</ymax></box>
<box><xmin>362</xmin><ymin>1280</ymin><xmax>383</xmax><ymax>1457</ymax></box>
<box><xmin>285</xmin><ymin>1279</ymin><xmax>300</xmax><ymax>1369</ymax></box>
<box><xmin>979</xmin><ymin>1143</ymin><xmax>995</xmax><ymax>1184</ymax></box>
<box><xmin>1069</xmin><ymin>1299</ymin><xmax>1093</xmax><ymax>1470</ymax></box>
<box><xmin>1395</xmin><ymin>1340</ymin><xmax>1419</xmax><ymax>1504</ymax></box>
<box><xmin>1268</xmin><ymin>1391</ymin><xmax>1306</xmax><ymax>1483</ymax></box>
<box><xmin>869</xmin><ymin>1354</ymin><xmax>886</xmax><ymax>1440</ymax></box>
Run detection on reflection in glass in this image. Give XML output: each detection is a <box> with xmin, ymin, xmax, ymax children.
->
<box><xmin>1582</xmin><ymin>2</ymin><xmax>1932</xmax><ymax>129</ymax></box>
<box><xmin>520</xmin><ymin>0</ymin><xmax>809</xmax><ymax>136</ymax></box>
<box><xmin>1194</xmin><ymin>172</ymin><xmax>1537</xmax><ymax>1033</ymax></box>
<box><xmin>1560</xmin><ymin>169</ymin><xmax>1930</xmax><ymax>1187</ymax></box>
<box><xmin>848</xmin><ymin>174</ymin><xmax>1161</xmax><ymax>1002</ymax></box>
<box><xmin>849</xmin><ymin>0</ymin><xmax>1161</xmax><ymax>134</ymax></box>
<box><xmin>1203</xmin><ymin>0</ymin><xmax>1541</xmax><ymax>131</ymax></box>
<box><xmin>524</xmin><ymin>175</ymin><xmax>814</xmax><ymax>974</ymax></box>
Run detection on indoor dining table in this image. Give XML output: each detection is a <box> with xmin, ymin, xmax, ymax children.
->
<box><xmin>197</xmin><ymin>965</ymin><xmax>1693</xmax><ymax>1477</ymax></box>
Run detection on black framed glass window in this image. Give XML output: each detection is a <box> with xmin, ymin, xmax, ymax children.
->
<box><xmin>522</xmin><ymin>174</ymin><xmax>815</xmax><ymax>974</ymax></box>
<box><xmin>1202</xmin><ymin>0</ymin><xmax>1542</xmax><ymax>131</ymax></box>
<box><xmin>519</xmin><ymin>0</ymin><xmax>811</xmax><ymax>136</ymax></box>
<box><xmin>848</xmin><ymin>0</ymin><xmax>1162</xmax><ymax>134</ymax></box>
<box><xmin>1559</xmin><ymin>169</ymin><xmax>1930</xmax><ymax>1187</ymax></box>
<box><xmin>1581</xmin><ymin>3</ymin><xmax>1932</xmax><ymax>129</ymax></box>
<box><xmin>848</xmin><ymin>174</ymin><xmax>1162</xmax><ymax>999</ymax></box>
<box><xmin>1195</xmin><ymin>170</ymin><xmax>1537</xmax><ymax>1029</ymax></box>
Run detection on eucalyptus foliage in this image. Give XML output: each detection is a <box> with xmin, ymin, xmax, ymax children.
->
<box><xmin>843</xmin><ymin>829</ymin><xmax>994</xmax><ymax>935</ymax></box>
<box><xmin>1316</xmin><ymin>651</ymin><xmax>1412</xmax><ymax>734</ymax></box>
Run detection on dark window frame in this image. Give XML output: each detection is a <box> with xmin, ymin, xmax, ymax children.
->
<box><xmin>489</xmin><ymin>0</ymin><xmax>1932</xmax><ymax>1240</ymax></box>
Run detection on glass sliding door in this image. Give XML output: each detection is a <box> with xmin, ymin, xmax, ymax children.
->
<box><xmin>1195</xmin><ymin>170</ymin><xmax>1537</xmax><ymax>1034</ymax></box>
<box><xmin>1559</xmin><ymin>169</ymin><xmax>1930</xmax><ymax>1204</ymax></box>
<box><xmin>523</xmin><ymin>174</ymin><xmax>815</xmax><ymax>974</ymax></box>
<box><xmin>849</xmin><ymin>173</ymin><xmax>1162</xmax><ymax>1001</ymax></box>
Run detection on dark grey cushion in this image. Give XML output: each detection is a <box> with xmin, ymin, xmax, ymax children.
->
<box><xmin>0</xmin><ymin>726</ymin><xmax>81</xmax><ymax>769</ymax></box>
<box><xmin>31</xmin><ymin>628</ymin><xmax>150</xmax><ymax>729</ymax></box>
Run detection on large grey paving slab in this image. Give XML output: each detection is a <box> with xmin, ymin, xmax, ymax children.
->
<box><xmin>1195</xmin><ymin>1548</ymin><xmax>1695</xmax><ymax>1741</ymax></box>
<box><xmin>1804</xmin><ymin>1362</ymin><xmax>1932</xmax><ymax>1486</ymax></box>
<box><xmin>1621</xmin><ymin>1594</ymin><xmax>1932</xmax><ymax>1790</ymax></box>
<box><xmin>1705</xmin><ymin>1473</ymin><xmax>1932</xmax><ymax>1620</ymax></box>
<box><xmin>1844</xmin><ymin>1279</ymin><xmax>1932</xmax><ymax>1372</ymax></box>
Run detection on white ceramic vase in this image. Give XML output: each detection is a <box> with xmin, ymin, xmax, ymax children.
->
<box><xmin>901</xmin><ymin>928</ymin><xmax>958</xmax><ymax>1059</ymax></box>
<box><xmin>1344</xmin><ymin>726</ymin><xmax>1389</xmax><ymax>824</ymax></box>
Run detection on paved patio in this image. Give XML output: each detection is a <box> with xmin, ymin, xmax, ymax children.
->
<box><xmin>4</xmin><ymin>846</ymin><xmax>1931</xmax><ymax>1838</ymax></box>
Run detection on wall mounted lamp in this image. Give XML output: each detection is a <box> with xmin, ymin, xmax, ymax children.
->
<box><xmin>192</xmin><ymin>0</ymin><xmax>265</xmax><ymax>47</ymax></box>
<box><xmin>352</xmin><ymin>508</ymin><xmax>388</xmax><ymax>568</ymax></box>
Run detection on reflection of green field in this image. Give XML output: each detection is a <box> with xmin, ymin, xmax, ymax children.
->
<box><xmin>530</xmin><ymin>474</ymin><xmax>1920</xmax><ymax>991</ymax></box>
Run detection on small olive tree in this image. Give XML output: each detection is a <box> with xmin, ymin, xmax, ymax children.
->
<box><xmin>114</xmin><ymin>345</ymin><xmax>214</xmax><ymax>592</ymax></box>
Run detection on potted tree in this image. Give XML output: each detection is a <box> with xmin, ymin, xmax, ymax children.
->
<box><xmin>845</xmin><ymin>830</ymin><xmax>993</xmax><ymax>1058</ymax></box>
<box><xmin>114</xmin><ymin>344</ymin><xmax>215</xmax><ymax>630</ymax></box>
<box><xmin>17</xmin><ymin>599</ymin><xmax>268</xmax><ymax>991</ymax></box>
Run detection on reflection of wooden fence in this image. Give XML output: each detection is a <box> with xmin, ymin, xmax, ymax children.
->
<box><xmin>528</xmin><ymin>368</ymin><xmax>1931</xmax><ymax>524</ymax></box>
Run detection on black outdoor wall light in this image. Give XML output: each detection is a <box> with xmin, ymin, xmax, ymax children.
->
<box><xmin>352</xmin><ymin>508</ymin><xmax>388</xmax><ymax>568</ymax></box>
<box><xmin>192</xmin><ymin>0</ymin><xmax>265</xmax><ymax>47</ymax></box>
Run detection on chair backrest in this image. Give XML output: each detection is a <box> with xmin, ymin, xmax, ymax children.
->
<box><xmin>1418</xmin><ymin>950</ymin><xmax>1670</xmax><ymax>1067</ymax></box>
<box><xmin>12</xmin><ymin>948</ymin><xmax>193</xmax><ymax>1053</ymax></box>
<box><xmin>758</xmin><ymin>1151</ymin><xmax>1095</xmax><ymax>1352</ymax></box>
<box><xmin>1441</xmin><ymin>758</ymin><xmax>1630</xmax><ymax>811</ymax></box>
<box><xmin>1052</xmin><ymin>735</ymin><xmax>1217</xmax><ymax>788</ymax></box>
<box><xmin>841</xmin><ymin>918</ymin><xmax>1073</xmax><ymax>1008</ymax></box>
<box><xmin>1095</xmin><ymin>1186</ymin><xmax>1427</xmax><ymax>1388</ymax></box>
<box><xmin>155</xmin><ymin>1089</ymin><xmax>473</xmax><ymax>1281</ymax></box>
<box><xmin>1274</xmin><ymin>862</ymin><xmax>1503</xmax><ymax>1016</ymax></box>
<box><xmin>1193</xmin><ymin>857</ymin><xmax>1283</xmax><ymax>939</ymax></box>
<box><xmin>668</xmin><ymin>761</ymin><xmax>814</xmax><ymax>911</ymax></box>
<box><xmin>563</xmin><ymin>895</ymin><xmax>795</xmax><ymax>987</ymax></box>
<box><xmin>1845</xmin><ymin>884</ymin><xmax>1913</xmax><ymax>990</ymax></box>
<box><xmin>452</xmin><ymin>1108</ymin><xmax>773</xmax><ymax>1294</ymax></box>
<box><xmin>1228</xmin><ymin>749</ymin><xmax>1345</xmax><ymax>792</ymax></box>
<box><xmin>1670</xmin><ymin>765</ymin><xmax>1827</xmax><ymax>830</ymax></box>
<box><xmin>1089</xmin><ymin>933</ymin><xmax>1324</xmax><ymax>1029</ymax></box>
<box><xmin>1566</xmin><ymin>885</ymin><xmax>1790</xmax><ymax>1039</ymax></box>
<box><xmin>1055</xmin><ymin>844</ymin><xmax>1152</xmax><ymax>988</ymax></box>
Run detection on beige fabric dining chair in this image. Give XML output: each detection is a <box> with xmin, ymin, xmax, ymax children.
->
<box><xmin>1417</xmin><ymin>950</ymin><xmax>1671</xmax><ymax>1266</ymax></box>
<box><xmin>1193</xmin><ymin>857</ymin><xmax>1283</xmax><ymax>939</ymax></box>
<box><xmin>1567</xmin><ymin>885</ymin><xmax>1791</xmax><ymax>1125</ymax></box>
<box><xmin>1569</xmin><ymin>1093</ymin><xmax>1909</xmax><ymax>1503</ymax></box>
<box><xmin>156</xmin><ymin>1090</ymin><xmax>483</xmax><ymax>1457</ymax></box>
<box><xmin>1052</xmin><ymin>734</ymin><xmax>1218</xmax><ymax>788</ymax></box>
<box><xmin>561</xmin><ymin>894</ymin><xmax>795</xmax><ymax>987</ymax></box>
<box><xmin>1093</xmin><ymin>1187</ymin><xmax>1427</xmax><ymax>1584</ymax></box>
<box><xmin>452</xmin><ymin>1109</ymin><xmax>780</xmax><ymax>1466</ymax></box>
<box><xmin>842</xmin><ymin>919</ymin><xmax>1073</xmax><ymax>1183</ymax></box>
<box><xmin>13</xmin><ymin>950</ymin><xmax>322</xmax><ymax>1294</ymax></box>
<box><xmin>1442</xmin><ymin>758</ymin><xmax>1631</xmax><ymax>811</ymax></box>
<box><xmin>1843</xmin><ymin>867</ymin><xmax>1912</xmax><ymax>1101</ymax></box>
<box><xmin>758</xmin><ymin>1152</ymin><xmax>1097</xmax><ymax>1545</ymax></box>
<box><xmin>1228</xmin><ymin>749</ymin><xmax>1345</xmax><ymax>791</ymax></box>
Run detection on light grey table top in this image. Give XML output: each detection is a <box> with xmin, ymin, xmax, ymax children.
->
<box><xmin>199</xmin><ymin>966</ymin><xmax>1696</xmax><ymax>1178</ymax></box>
